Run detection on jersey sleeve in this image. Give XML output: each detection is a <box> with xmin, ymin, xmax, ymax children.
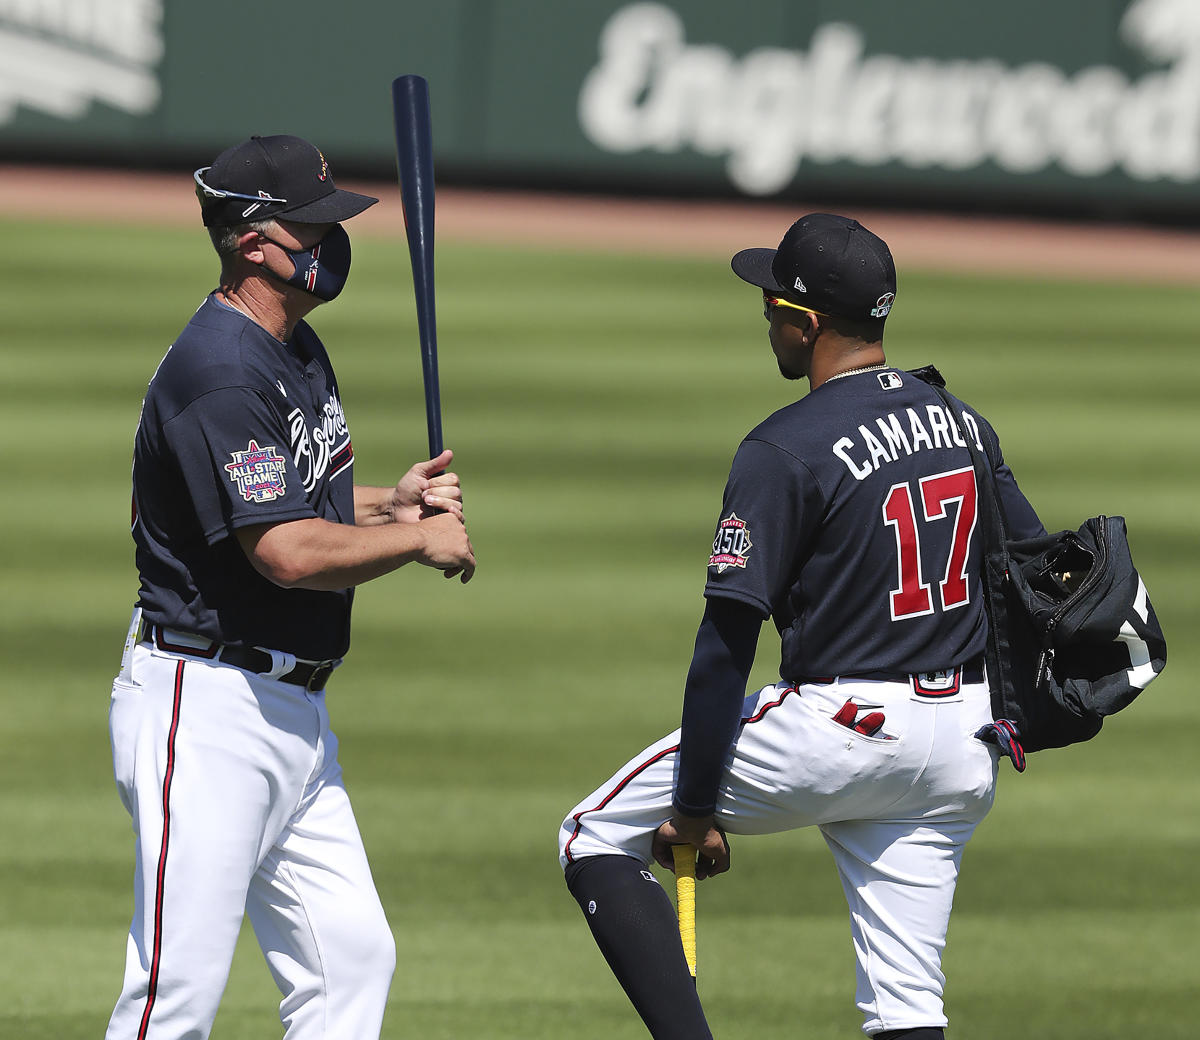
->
<box><xmin>977</xmin><ymin>414</ymin><xmax>1047</xmax><ymax>540</ymax></box>
<box><xmin>703</xmin><ymin>437</ymin><xmax>823</xmax><ymax>617</ymax></box>
<box><xmin>162</xmin><ymin>385</ymin><xmax>317</xmax><ymax>545</ymax></box>
<box><xmin>673</xmin><ymin>597</ymin><xmax>763</xmax><ymax>817</ymax></box>
<box><xmin>994</xmin><ymin>460</ymin><xmax>1045</xmax><ymax>540</ymax></box>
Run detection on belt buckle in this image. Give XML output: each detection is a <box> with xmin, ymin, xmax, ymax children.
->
<box><xmin>306</xmin><ymin>662</ymin><xmax>334</xmax><ymax>693</ymax></box>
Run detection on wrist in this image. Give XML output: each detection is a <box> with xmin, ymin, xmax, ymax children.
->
<box><xmin>671</xmin><ymin>815</ymin><xmax>716</xmax><ymax>849</ymax></box>
<box><xmin>411</xmin><ymin>518</ymin><xmax>437</xmax><ymax>563</ymax></box>
<box><xmin>354</xmin><ymin>485</ymin><xmax>396</xmax><ymax>526</ymax></box>
<box><xmin>672</xmin><ymin>792</ymin><xmax>718</xmax><ymax>819</ymax></box>
<box><xmin>670</xmin><ymin>805</ymin><xmax>716</xmax><ymax>831</ymax></box>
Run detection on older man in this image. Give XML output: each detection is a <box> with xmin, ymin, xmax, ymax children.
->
<box><xmin>106</xmin><ymin>134</ymin><xmax>475</xmax><ymax>1039</ymax></box>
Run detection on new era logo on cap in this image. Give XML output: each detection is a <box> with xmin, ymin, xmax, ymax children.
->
<box><xmin>731</xmin><ymin>213</ymin><xmax>897</xmax><ymax>324</ymax></box>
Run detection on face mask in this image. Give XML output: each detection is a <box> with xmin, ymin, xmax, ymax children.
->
<box><xmin>259</xmin><ymin>222</ymin><xmax>352</xmax><ymax>302</ymax></box>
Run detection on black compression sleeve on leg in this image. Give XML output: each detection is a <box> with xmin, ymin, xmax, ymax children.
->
<box><xmin>565</xmin><ymin>855</ymin><xmax>713</xmax><ymax>1040</ymax></box>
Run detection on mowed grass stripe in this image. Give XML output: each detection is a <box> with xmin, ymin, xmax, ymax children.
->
<box><xmin>1</xmin><ymin>216</ymin><xmax>1195</xmax><ymax>1039</ymax></box>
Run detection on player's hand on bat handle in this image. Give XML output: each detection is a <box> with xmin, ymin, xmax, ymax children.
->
<box><xmin>389</xmin><ymin>449</ymin><xmax>462</xmax><ymax>522</ymax></box>
<box><xmin>652</xmin><ymin>815</ymin><xmax>730</xmax><ymax>879</ymax></box>
<box><xmin>414</xmin><ymin>510</ymin><xmax>475</xmax><ymax>584</ymax></box>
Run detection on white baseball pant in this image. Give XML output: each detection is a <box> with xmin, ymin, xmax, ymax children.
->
<box><xmin>105</xmin><ymin>610</ymin><xmax>395</xmax><ymax>1039</ymax></box>
<box><xmin>559</xmin><ymin>673</ymin><xmax>999</xmax><ymax>1035</ymax></box>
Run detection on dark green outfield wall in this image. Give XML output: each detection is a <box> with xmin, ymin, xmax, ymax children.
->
<box><xmin>3</xmin><ymin>0</ymin><xmax>1198</xmax><ymax>218</ymax></box>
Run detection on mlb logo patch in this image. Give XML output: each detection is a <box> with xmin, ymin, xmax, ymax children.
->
<box><xmin>709</xmin><ymin>513</ymin><xmax>753</xmax><ymax>573</ymax></box>
<box><xmin>878</xmin><ymin>371</ymin><xmax>903</xmax><ymax>390</ymax></box>
<box><xmin>225</xmin><ymin>439</ymin><xmax>288</xmax><ymax>503</ymax></box>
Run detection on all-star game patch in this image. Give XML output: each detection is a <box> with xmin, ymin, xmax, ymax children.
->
<box><xmin>709</xmin><ymin>512</ymin><xmax>753</xmax><ymax>572</ymax></box>
<box><xmin>225</xmin><ymin>439</ymin><xmax>288</xmax><ymax>503</ymax></box>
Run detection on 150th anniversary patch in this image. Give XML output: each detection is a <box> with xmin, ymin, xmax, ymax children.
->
<box><xmin>709</xmin><ymin>512</ymin><xmax>753</xmax><ymax>572</ymax></box>
<box><xmin>225</xmin><ymin>439</ymin><xmax>288</xmax><ymax>503</ymax></box>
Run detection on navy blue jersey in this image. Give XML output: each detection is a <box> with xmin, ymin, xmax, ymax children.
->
<box><xmin>704</xmin><ymin>367</ymin><xmax>1044</xmax><ymax>679</ymax></box>
<box><xmin>131</xmin><ymin>294</ymin><xmax>356</xmax><ymax>659</ymax></box>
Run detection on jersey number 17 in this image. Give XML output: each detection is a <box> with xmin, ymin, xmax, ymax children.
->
<box><xmin>882</xmin><ymin>466</ymin><xmax>978</xmax><ymax>622</ymax></box>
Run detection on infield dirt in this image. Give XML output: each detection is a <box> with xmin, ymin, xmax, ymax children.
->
<box><xmin>5</xmin><ymin>162</ymin><xmax>1200</xmax><ymax>285</ymax></box>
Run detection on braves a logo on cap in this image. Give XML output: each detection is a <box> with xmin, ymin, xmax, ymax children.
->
<box><xmin>871</xmin><ymin>292</ymin><xmax>896</xmax><ymax>317</ymax></box>
<box><xmin>709</xmin><ymin>513</ymin><xmax>753</xmax><ymax>572</ymax></box>
<box><xmin>225</xmin><ymin>439</ymin><xmax>288</xmax><ymax>503</ymax></box>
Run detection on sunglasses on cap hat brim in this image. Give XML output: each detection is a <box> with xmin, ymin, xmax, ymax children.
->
<box><xmin>193</xmin><ymin>166</ymin><xmax>378</xmax><ymax>226</ymax></box>
<box><xmin>194</xmin><ymin>166</ymin><xmax>288</xmax><ymax>208</ymax></box>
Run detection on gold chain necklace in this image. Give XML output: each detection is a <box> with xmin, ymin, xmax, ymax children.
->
<box><xmin>824</xmin><ymin>362</ymin><xmax>889</xmax><ymax>384</ymax></box>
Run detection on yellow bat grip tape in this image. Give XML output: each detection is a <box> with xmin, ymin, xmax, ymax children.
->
<box><xmin>672</xmin><ymin>844</ymin><xmax>697</xmax><ymax>979</ymax></box>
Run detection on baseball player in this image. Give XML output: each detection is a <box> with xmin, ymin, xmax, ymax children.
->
<box><xmin>558</xmin><ymin>214</ymin><xmax>1046</xmax><ymax>1039</ymax></box>
<box><xmin>106</xmin><ymin>135</ymin><xmax>475</xmax><ymax>1040</ymax></box>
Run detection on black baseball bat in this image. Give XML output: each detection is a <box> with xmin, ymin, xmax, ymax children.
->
<box><xmin>390</xmin><ymin>74</ymin><xmax>443</xmax><ymax>459</ymax></box>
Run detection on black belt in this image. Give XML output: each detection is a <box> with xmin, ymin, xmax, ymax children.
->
<box><xmin>794</xmin><ymin>658</ymin><xmax>985</xmax><ymax>687</ymax></box>
<box><xmin>140</xmin><ymin>622</ymin><xmax>339</xmax><ymax>693</ymax></box>
<box><xmin>217</xmin><ymin>645</ymin><xmax>338</xmax><ymax>693</ymax></box>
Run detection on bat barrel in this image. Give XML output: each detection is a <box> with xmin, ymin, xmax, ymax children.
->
<box><xmin>391</xmin><ymin>74</ymin><xmax>443</xmax><ymax>458</ymax></box>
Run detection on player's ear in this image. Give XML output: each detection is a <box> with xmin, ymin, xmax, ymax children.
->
<box><xmin>234</xmin><ymin>230</ymin><xmax>266</xmax><ymax>265</ymax></box>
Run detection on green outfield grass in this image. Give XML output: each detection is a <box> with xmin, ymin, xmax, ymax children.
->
<box><xmin>1</xmin><ymin>216</ymin><xmax>1197</xmax><ymax>1039</ymax></box>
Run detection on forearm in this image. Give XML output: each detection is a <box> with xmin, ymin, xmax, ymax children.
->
<box><xmin>238</xmin><ymin>516</ymin><xmax>430</xmax><ymax>591</ymax></box>
<box><xmin>353</xmin><ymin>484</ymin><xmax>395</xmax><ymax>526</ymax></box>
<box><xmin>673</xmin><ymin>597</ymin><xmax>763</xmax><ymax>817</ymax></box>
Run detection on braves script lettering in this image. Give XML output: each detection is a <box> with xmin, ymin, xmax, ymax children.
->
<box><xmin>288</xmin><ymin>392</ymin><xmax>349</xmax><ymax>493</ymax></box>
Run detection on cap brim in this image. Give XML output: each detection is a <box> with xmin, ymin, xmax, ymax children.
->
<box><xmin>730</xmin><ymin>247</ymin><xmax>782</xmax><ymax>292</ymax></box>
<box><xmin>280</xmin><ymin>188</ymin><xmax>379</xmax><ymax>224</ymax></box>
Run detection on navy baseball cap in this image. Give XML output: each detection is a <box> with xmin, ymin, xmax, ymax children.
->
<box><xmin>194</xmin><ymin>134</ymin><xmax>378</xmax><ymax>228</ymax></box>
<box><xmin>731</xmin><ymin>213</ymin><xmax>897</xmax><ymax>324</ymax></box>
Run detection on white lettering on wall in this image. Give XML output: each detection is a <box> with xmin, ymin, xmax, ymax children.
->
<box><xmin>0</xmin><ymin>0</ymin><xmax>163</xmax><ymax>123</ymax></box>
<box><xmin>579</xmin><ymin>0</ymin><xmax>1200</xmax><ymax>194</ymax></box>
